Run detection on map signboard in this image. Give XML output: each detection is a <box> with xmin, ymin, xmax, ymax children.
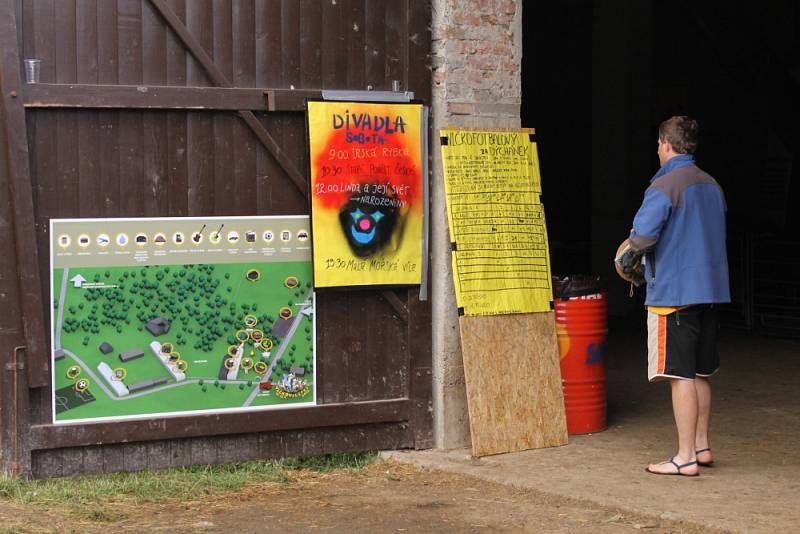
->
<box><xmin>50</xmin><ymin>216</ymin><xmax>315</xmax><ymax>424</ymax></box>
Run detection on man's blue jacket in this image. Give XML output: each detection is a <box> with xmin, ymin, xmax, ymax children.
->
<box><xmin>629</xmin><ymin>155</ymin><xmax>731</xmax><ymax>306</ymax></box>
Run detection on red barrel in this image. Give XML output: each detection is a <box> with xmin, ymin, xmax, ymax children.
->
<box><xmin>555</xmin><ymin>292</ymin><xmax>608</xmax><ymax>434</ymax></box>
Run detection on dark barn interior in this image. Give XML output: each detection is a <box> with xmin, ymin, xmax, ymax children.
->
<box><xmin>523</xmin><ymin>0</ymin><xmax>800</xmax><ymax>329</ymax></box>
<box><xmin>521</xmin><ymin>0</ymin><xmax>800</xmax><ymax>472</ymax></box>
<box><xmin>519</xmin><ymin>5</ymin><xmax>800</xmax><ymax>524</ymax></box>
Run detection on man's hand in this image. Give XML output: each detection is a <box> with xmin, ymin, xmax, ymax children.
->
<box><xmin>614</xmin><ymin>240</ymin><xmax>645</xmax><ymax>287</ymax></box>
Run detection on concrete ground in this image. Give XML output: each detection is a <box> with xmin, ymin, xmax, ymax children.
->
<box><xmin>388</xmin><ymin>317</ymin><xmax>800</xmax><ymax>534</ymax></box>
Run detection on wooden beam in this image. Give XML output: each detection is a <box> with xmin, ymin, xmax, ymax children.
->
<box><xmin>27</xmin><ymin>398</ymin><xmax>410</xmax><ymax>450</ymax></box>
<box><xmin>25</xmin><ymin>83</ymin><xmax>266</xmax><ymax>110</ymax></box>
<box><xmin>23</xmin><ymin>83</ymin><xmax>321</xmax><ymax>111</ymax></box>
<box><xmin>380</xmin><ymin>290</ymin><xmax>409</xmax><ymax>323</ymax></box>
<box><xmin>148</xmin><ymin>0</ymin><xmax>308</xmax><ymax>197</ymax></box>
<box><xmin>0</xmin><ymin>0</ymin><xmax>50</xmax><ymax>388</ymax></box>
<box><xmin>265</xmin><ymin>89</ymin><xmax>321</xmax><ymax>112</ymax></box>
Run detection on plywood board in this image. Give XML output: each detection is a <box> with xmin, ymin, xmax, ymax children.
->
<box><xmin>459</xmin><ymin>312</ymin><xmax>567</xmax><ymax>457</ymax></box>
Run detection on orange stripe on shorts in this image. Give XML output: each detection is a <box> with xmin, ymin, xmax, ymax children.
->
<box><xmin>658</xmin><ymin>314</ymin><xmax>666</xmax><ymax>374</ymax></box>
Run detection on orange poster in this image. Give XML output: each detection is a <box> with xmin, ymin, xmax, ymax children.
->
<box><xmin>307</xmin><ymin>101</ymin><xmax>425</xmax><ymax>288</ymax></box>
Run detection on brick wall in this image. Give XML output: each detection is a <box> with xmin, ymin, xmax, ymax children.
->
<box><xmin>430</xmin><ymin>0</ymin><xmax>523</xmax><ymax>448</ymax></box>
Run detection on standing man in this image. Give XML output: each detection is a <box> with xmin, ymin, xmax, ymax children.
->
<box><xmin>625</xmin><ymin>116</ymin><xmax>730</xmax><ymax>476</ymax></box>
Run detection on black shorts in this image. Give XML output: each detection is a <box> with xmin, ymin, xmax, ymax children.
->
<box><xmin>647</xmin><ymin>305</ymin><xmax>719</xmax><ymax>381</ymax></box>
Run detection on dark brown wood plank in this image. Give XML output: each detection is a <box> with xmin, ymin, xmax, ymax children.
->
<box><xmin>20</xmin><ymin>0</ymin><xmax>34</xmax><ymax>67</ymax></box>
<box><xmin>165</xmin><ymin>0</ymin><xmax>187</xmax><ymax>86</ymax></box>
<box><xmin>321</xmin><ymin>0</ymin><xmax>347</xmax><ymax>89</ymax></box>
<box><xmin>299</xmin><ymin>0</ymin><xmax>322</xmax><ymax>88</ymax></box>
<box><xmin>316</xmin><ymin>291</ymin><xmax>350</xmax><ymax>404</ymax></box>
<box><xmin>75</xmin><ymin>2</ymin><xmax>102</xmax><ymax>220</ymax></box>
<box><xmin>406</xmin><ymin>0</ymin><xmax>433</xmax><ymax>449</ymax></box>
<box><xmin>167</xmin><ymin>111</ymin><xmax>188</xmax><ymax>215</ymax></box>
<box><xmin>213</xmin><ymin>113</ymin><xmax>236</xmax><ymax>214</ymax></box>
<box><xmin>212</xmin><ymin>1</ymin><xmax>234</xmax><ymax>215</ymax></box>
<box><xmin>0</xmin><ymin>107</ymin><xmax>26</xmax><ymax>469</ymax></box>
<box><xmin>232</xmin><ymin>118</ymin><xmax>258</xmax><ymax>213</ymax></box>
<box><xmin>280</xmin><ymin>0</ymin><xmax>300</xmax><ymax>88</ymax></box>
<box><xmin>213</xmin><ymin>0</ymin><xmax>233</xmax><ymax>81</ymax></box>
<box><xmin>28</xmin><ymin>399</ymin><xmax>410</xmax><ymax>450</ymax></box>
<box><xmin>102</xmin><ymin>443</ymin><xmax>125</xmax><ymax>473</ymax></box>
<box><xmin>55</xmin><ymin>110</ymin><xmax>80</xmax><ymax>216</ymax></box>
<box><xmin>122</xmin><ymin>443</ymin><xmax>149</xmax><ymax>472</ymax></box>
<box><xmin>406</xmin><ymin>0</ymin><xmax>431</xmax><ymax>102</ymax></box>
<box><xmin>364</xmin><ymin>0</ymin><xmax>386</xmax><ymax>89</ymax></box>
<box><xmin>118</xmin><ymin>0</ymin><xmax>143</xmax><ymax>85</ymax></box>
<box><xmin>59</xmin><ymin>446</ymin><xmax>85</xmax><ymax>477</ymax></box>
<box><xmin>81</xmin><ymin>444</ymin><xmax>104</xmax><ymax>473</ymax></box>
<box><xmin>143</xmin><ymin>112</ymin><xmax>169</xmax><ymax>215</ymax></box>
<box><xmin>145</xmin><ymin>440</ymin><xmax>172</xmax><ymax>470</ymax></box>
<box><xmin>346</xmin><ymin>292</ymin><xmax>369</xmax><ymax>402</ymax></box>
<box><xmin>24</xmin><ymin>83</ymin><xmax>273</xmax><ymax>110</ymax></box>
<box><xmin>300</xmin><ymin>429</ymin><xmax>325</xmax><ymax>458</ymax></box>
<box><xmin>165</xmin><ymin>1</ymin><xmax>188</xmax><ymax>216</ymax></box>
<box><xmin>217</xmin><ymin>433</ymin><xmax>258</xmax><ymax>463</ymax></box>
<box><xmin>265</xmin><ymin>89</ymin><xmax>321</xmax><ymax>111</ymax></box>
<box><xmin>381</xmin><ymin>295</ymin><xmax>408</xmax><ymax>400</ymax></box>
<box><xmin>186</xmin><ymin>110</ymin><xmax>215</xmax><ymax>215</ymax></box>
<box><xmin>230</xmin><ymin>0</ymin><xmax>257</xmax><ymax>214</ymax></box>
<box><xmin>385</xmin><ymin>0</ymin><xmax>406</xmax><ymax>87</ymax></box>
<box><xmin>77</xmin><ymin>111</ymin><xmax>102</xmax><ymax>217</ymax></box>
<box><xmin>142</xmin><ymin>2</ymin><xmax>169</xmax><ymax>216</ymax></box>
<box><xmin>0</xmin><ymin>2</ymin><xmax>50</xmax><ymax>387</ymax></box>
<box><xmin>96</xmin><ymin>0</ymin><xmax>119</xmax><ymax>84</ymax></box>
<box><xmin>258</xmin><ymin>430</ymin><xmax>286</xmax><ymax>459</ymax></box>
<box><xmin>54</xmin><ymin>0</ymin><xmax>77</xmax><ymax>84</ymax></box>
<box><xmin>76</xmin><ymin>0</ymin><xmax>99</xmax><ymax>84</ymax></box>
<box><xmin>142</xmin><ymin>2</ymin><xmax>170</xmax><ymax>217</ymax></box>
<box><xmin>96</xmin><ymin>110</ymin><xmax>121</xmax><ymax>217</ymax></box>
<box><xmin>364</xmin><ymin>292</ymin><xmax>388</xmax><ymax>401</ymax></box>
<box><xmin>255</xmin><ymin>0</ymin><xmax>282</xmax><ymax>88</ymax></box>
<box><xmin>31</xmin><ymin>449</ymin><xmax>62</xmax><ymax>478</ymax></box>
<box><xmin>345</xmin><ymin>0</ymin><xmax>366</xmax><ymax>90</ymax></box>
<box><xmin>169</xmin><ymin>438</ymin><xmax>193</xmax><ymax>468</ymax></box>
<box><xmin>143</xmin><ymin>0</ymin><xmax>168</xmax><ymax>84</ymax></box>
<box><xmin>118</xmin><ymin>110</ymin><xmax>144</xmax><ymax>215</ymax></box>
<box><xmin>190</xmin><ymin>438</ymin><xmax>218</xmax><ymax>465</ymax></box>
<box><xmin>232</xmin><ymin>0</ymin><xmax>255</xmax><ymax>87</ymax></box>
<box><xmin>31</xmin><ymin>0</ymin><xmax>55</xmax><ymax>84</ymax></box>
<box><xmin>153</xmin><ymin>0</ymin><xmax>307</xmax><ymax>196</ymax></box>
<box><xmin>185</xmin><ymin>0</ymin><xmax>213</xmax><ymax>86</ymax></box>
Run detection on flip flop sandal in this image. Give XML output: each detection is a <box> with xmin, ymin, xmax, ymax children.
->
<box><xmin>696</xmin><ymin>448</ymin><xmax>714</xmax><ymax>467</ymax></box>
<box><xmin>645</xmin><ymin>457</ymin><xmax>699</xmax><ymax>476</ymax></box>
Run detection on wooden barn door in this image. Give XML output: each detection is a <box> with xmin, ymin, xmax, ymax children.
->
<box><xmin>0</xmin><ymin>0</ymin><xmax>431</xmax><ymax>477</ymax></box>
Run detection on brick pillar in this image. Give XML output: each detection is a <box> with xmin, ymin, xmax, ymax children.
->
<box><xmin>430</xmin><ymin>0</ymin><xmax>523</xmax><ymax>448</ymax></box>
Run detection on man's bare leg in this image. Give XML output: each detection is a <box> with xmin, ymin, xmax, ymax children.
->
<box><xmin>695</xmin><ymin>377</ymin><xmax>712</xmax><ymax>464</ymax></box>
<box><xmin>647</xmin><ymin>379</ymin><xmax>699</xmax><ymax>474</ymax></box>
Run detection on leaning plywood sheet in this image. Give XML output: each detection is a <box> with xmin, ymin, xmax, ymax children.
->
<box><xmin>459</xmin><ymin>312</ymin><xmax>567</xmax><ymax>457</ymax></box>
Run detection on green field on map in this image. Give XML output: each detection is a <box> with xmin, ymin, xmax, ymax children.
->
<box><xmin>52</xmin><ymin>261</ymin><xmax>315</xmax><ymax>422</ymax></box>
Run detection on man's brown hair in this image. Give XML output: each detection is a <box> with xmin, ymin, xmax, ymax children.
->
<box><xmin>658</xmin><ymin>116</ymin><xmax>699</xmax><ymax>154</ymax></box>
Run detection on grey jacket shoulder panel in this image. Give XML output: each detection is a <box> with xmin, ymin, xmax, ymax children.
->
<box><xmin>650</xmin><ymin>166</ymin><xmax>719</xmax><ymax>208</ymax></box>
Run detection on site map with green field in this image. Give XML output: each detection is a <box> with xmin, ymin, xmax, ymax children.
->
<box><xmin>50</xmin><ymin>216</ymin><xmax>315</xmax><ymax>423</ymax></box>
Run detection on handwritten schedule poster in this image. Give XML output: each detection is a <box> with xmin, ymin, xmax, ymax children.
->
<box><xmin>440</xmin><ymin>128</ymin><xmax>553</xmax><ymax>316</ymax></box>
<box><xmin>307</xmin><ymin>101</ymin><xmax>425</xmax><ymax>288</ymax></box>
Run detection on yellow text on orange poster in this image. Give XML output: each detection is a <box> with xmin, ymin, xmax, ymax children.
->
<box><xmin>307</xmin><ymin>101</ymin><xmax>424</xmax><ymax>288</ymax></box>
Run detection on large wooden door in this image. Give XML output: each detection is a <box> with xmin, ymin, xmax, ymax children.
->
<box><xmin>0</xmin><ymin>0</ymin><xmax>431</xmax><ymax>477</ymax></box>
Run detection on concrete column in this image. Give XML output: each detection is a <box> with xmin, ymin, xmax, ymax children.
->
<box><xmin>430</xmin><ymin>0</ymin><xmax>523</xmax><ymax>448</ymax></box>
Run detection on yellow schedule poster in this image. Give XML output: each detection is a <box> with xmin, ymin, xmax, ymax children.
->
<box><xmin>307</xmin><ymin>101</ymin><xmax>425</xmax><ymax>288</ymax></box>
<box><xmin>440</xmin><ymin>128</ymin><xmax>553</xmax><ymax>316</ymax></box>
